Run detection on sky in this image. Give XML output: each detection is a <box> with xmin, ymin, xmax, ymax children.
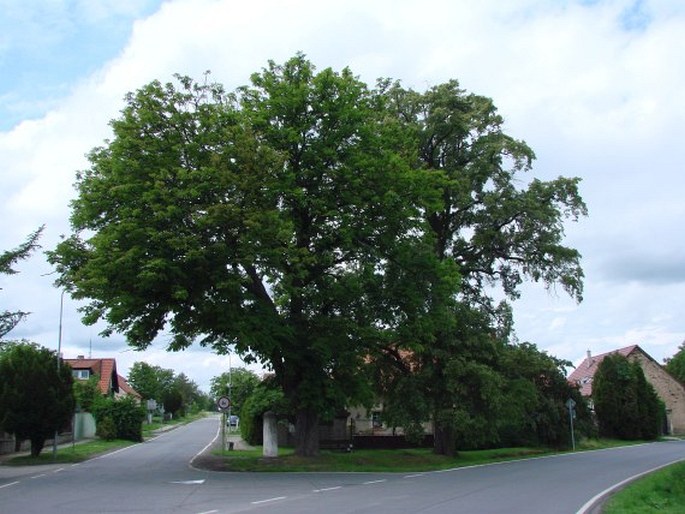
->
<box><xmin>1</xmin><ymin>0</ymin><xmax>684</xmax><ymax>393</ymax></box>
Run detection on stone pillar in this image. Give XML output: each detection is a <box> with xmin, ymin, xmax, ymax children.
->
<box><xmin>263</xmin><ymin>411</ymin><xmax>278</xmax><ymax>458</ymax></box>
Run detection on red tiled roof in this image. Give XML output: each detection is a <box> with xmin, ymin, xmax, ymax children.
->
<box><xmin>117</xmin><ymin>374</ymin><xmax>141</xmax><ymax>399</ymax></box>
<box><xmin>567</xmin><ymin>345</ymin><xmax>640</xmax><ymax>396</ymax></box>
<box><xmin>64</xmin><ymin>357</ymin><xmax>118</xmax><ymax>395</ymax></box>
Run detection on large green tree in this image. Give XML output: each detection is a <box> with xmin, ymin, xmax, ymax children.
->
<box><xmin>171</xmin><ymin>372</ymin><xmax>206</xmax><ymax>415</ymax></box>
<box><xmin>49</xmin><ymin>56</ymin><xmax>586</xmax><ymax>456</ymax></box>
<box><xmin>373</xmin><ymin>81</ymin><xmax>587</xmax><ymax>454</ymax></box>
<box><xmin>1</xmin><ymin>227</ymin><xmax>43</xmax><ymax>342</ymax></box>
<box><xmin>127</xmin><ymin>362</ymin><xmax>174</xmax><ymax>403</ymax></box>
<box><xmin>0</xmin><ymin>342</ymin><xmax>75</xmax><ymax>456</ymax></box>
<box><xmin>209</xmin><ymin>367</ymin><xmax>260</xmax><ymax>414</ymax></box>
<box><xmin>49</xmin><ymin>56</ymin><xmax>435</xmax><ymax>455</ymax></box>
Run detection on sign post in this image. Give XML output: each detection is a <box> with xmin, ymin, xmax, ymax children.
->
<box><xmin>217</xmin><ymin>396</ymin><xmax>231</xmax><ymax>452</ymax></box>
<box><xmin>566</xmin><ymin>398</ymin><xmax>576</xmax><ymax>451</ymax></box>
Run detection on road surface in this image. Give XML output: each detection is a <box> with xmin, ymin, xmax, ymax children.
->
<box><xmin>1</xmin><ymin>416</ymin><xmax>684</xmax><ymax>513</ymax></box>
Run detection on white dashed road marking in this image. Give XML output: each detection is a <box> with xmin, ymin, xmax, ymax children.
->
<box><xmin>251</xmin><ymin>496</ymin><xmax>287</xmax><ymax>505</ymax></box>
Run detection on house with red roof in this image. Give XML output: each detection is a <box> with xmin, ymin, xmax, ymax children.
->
<box><xmin>568</xmin><ymin>345</ymin><xmax>685</xmax><ymax>435</ymax></box>
<box><xmin>64</xmin><ymin>356</ymin><xmax>141</xmax><ymax>402</ymax></box>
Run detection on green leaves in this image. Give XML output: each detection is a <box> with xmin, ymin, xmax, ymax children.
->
<box><xmin>594</xmin><ymin>354</ymin><xmax>663</xmax><ymax>440</ymax></box>
<box><xmin>0</xmin><ymin>342</ymin><xmax>75</xmax><ymax>456</ymax></box>
<box><xmin>49</xmin><ymin>54</ymin><xmax>587</xmax><ymax>456</ymax></box>
<box><xmin>665</xmin><ymin>342</ymin><xmax>685</xmax><ymax>383</ymax></box>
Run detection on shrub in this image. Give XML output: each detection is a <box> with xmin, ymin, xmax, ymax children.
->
<box><xmin>240</xmin><ymin>385</ymin><xmax>287</xmax><ymax>446</ymax></box>
<box><xmin>96</xmin><ymin>416</ymin><xmax>117</xmax><ymax>441</ymax></box>
<box><xmin>92</xmin><ymin>396</ymin><xmax>146</xmax><ymax>442</ymax></box>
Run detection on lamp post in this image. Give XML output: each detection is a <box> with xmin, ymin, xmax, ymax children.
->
<box><xmin>53</xmin><ymin>289</ymin><xmax>65</xmax><ymax>459</ymax></box>
<box><xmin>228</xmin><ymin>353</ymin><xmax>232</xmax><ymax>431</ymax></box>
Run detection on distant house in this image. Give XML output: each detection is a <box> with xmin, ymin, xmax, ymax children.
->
<box><xmin>64</xmin><ymin>356</ymin><xmax>141</xmax><ymax>402</ymax></box>
<box><xmin>568</xmin><ymin>345</ymin><xmax>685</xmax><ymax>435</ymax></box>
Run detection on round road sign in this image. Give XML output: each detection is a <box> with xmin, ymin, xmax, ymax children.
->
<box><xmin>217</xmin><ymin>396</ymin><xmax>231</xmax><ymax>410</ymax></box>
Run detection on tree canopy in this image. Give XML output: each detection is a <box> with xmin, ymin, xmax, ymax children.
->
<box><xmin>369</xmin><ymin>78</ymin><xmax>586</xmax><ymax>454</ymax></box>
<box><xmin>210</xmin><ymin>367</ymin><xmax>260</xmax><ymax>414</ymax></box>
<box><xmin>126</xmin><ymin>361</ymin><xmax>205</xmax><ymax>416</ymax></box>
<box><xmin>665</xmin><ymin>342</ymin><xmax>685</xmax><ymax>383</ymax></box>
<box><xmin>48</xmin><ymin>54</ymin><xmax>586</xmax><ymax>456</ymax></box>
<box><xmin>127</xmin><ymin>362</ymin><xmax>174</xmax><ymax>403</ymax></box>
<box><xmin>0</xmin><ymin>342</ymin><xmax>75</xmax><ymax>456</ymax></box>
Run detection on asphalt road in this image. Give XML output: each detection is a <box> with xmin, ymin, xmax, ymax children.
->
<box><xmin>1</xmin><ymin>416</ymin><xmax>684</xmax><ymax>513</ymax></box>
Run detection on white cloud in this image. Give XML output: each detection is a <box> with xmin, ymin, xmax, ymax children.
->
<box><xmin>2</xmin><ymin>0</ymin><xmax>685</xmax><ymax>389</ymax></box>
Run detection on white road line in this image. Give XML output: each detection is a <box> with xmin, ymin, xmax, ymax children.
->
<box><xmin>196</xmin><ymin>510</ymin><xmax>218</xmax><ymax>514</ymax></box>
<box><xmin>30</xmin><ymin>474</ymin><xmax>47</xmax><ymax>479</ymax></box>
<box><xmin>190</xmin><ymin>418</ymin><xmax>222</xmax><ymax>467</ymax></box>
<box><xmin>251</xmin><ymin>496</ymin><xmax>287</xmax><ymax>505</ymax></box>
<box><xmin>576</xmin><ymin>457</ymin><xmax>685</xmax><ymax>514</ymax></box>
<box><xmin>0</xmin><ymin>481</ymin><xmax>19</xmax><ymax>489</ymax></box>
<box><xmin>53</xmin><ymin>467</ymin><xmax>65</xmax><ymax>473</ymax></box>
<box><xmin>91</xmin><ymin>444</ymin><xmax>138</xmax><ymax>460</ymax></box>
<box><xmin>313</xmin><ymin>486</ymin><xmax>342</xmax><ymax>492</ymax></box>
<box><xmin>170</xmin><ymin>479</ymin><xmax>206</xmax><ymax>485</ymax></box>
<box><xmin>363</xmin><ymin>479</ymin><xmax>387</xmax><ymax>485</ymax></box>
<box><xmin>404</xmin><ymin>473</ymin><xmax>425</xmax><ymax>479</ymax></box>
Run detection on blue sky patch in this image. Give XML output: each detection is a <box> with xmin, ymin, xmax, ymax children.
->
<box><xmin>0</xmin><ymin>0</ymin><xmax>164</xmax><ymax>130</ymax></box>
<box><xmin>620</xmin><ymin>0</ymin><xmax>651</xmax><ymax>31</ymax></box>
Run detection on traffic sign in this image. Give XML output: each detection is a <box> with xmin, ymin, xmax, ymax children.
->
<box><xmin>217</xmin><ymin>396</ymin><xmax>231</xmax><ymax>411</ymax></box>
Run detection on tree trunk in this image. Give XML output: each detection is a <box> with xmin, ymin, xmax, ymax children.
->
<box><xmin>30</xmin><ymin>436</ymin><xmax>46</xmax><ymax>457</ymax></box>
<box><xmin>294</xmin><ymin>408</ymin><xmax>320</xmax><ymax>457</ymax></box>
<box><xmin>433</xmin><ymin>420</ymin><xmax>456</xmax><ymax>457</ymax></box>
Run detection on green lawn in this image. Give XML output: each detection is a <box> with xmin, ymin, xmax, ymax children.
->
<box><xmin>211</xmin><ymin>437</ymin><xmax>653</xmax><ymax>472</ymax></box>
<box><xmin>4</xmin><ymin>438</ymin><xmax>137</xmax><ymax>465</ymax></box>
<box><xmin>602</xmin><ymin>460</ymin><xmax>685</xmax><ymax>514</ymax></box>
<box><xmin>1</xmin><ymin>430</ymin><xmax>650</xmax><ymax>473</ymax></box>
<box><xmin>213</xmin><ymin>446</ymin><xmax>553</xmax><ymax>472</ymax></box>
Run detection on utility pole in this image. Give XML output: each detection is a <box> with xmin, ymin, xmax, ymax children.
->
<box><xmin>228</xmin><ymin>353</ymin><xmax>232</xmax><ymax>432</ymax></box>
<box><xmin>566</xmin><ymin>398</ymin><xmax>576</xmax><ymax>451</ymax></box>
<box><xmin>53</xmin><ymin>289</ymin><xmax>65</xmax><ymax>460</ymax></box>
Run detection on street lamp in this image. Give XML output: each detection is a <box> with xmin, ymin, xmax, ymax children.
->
<box><xmin>53</xmin><ymin>289</ymin><xmax>65</xmax><ymax>459</ymax></box>
<box><xmin>228</xmin><ymin>352</ymin><xmax>232</xmax><ymax>430</ymax></box>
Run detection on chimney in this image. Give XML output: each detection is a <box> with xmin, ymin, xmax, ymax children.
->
<box><xmin>78</xmin><ymin>355</ymin><xmax>85</xmax><ymax>359</ymax></box>
<box><xmin>586</xmin><ymin>350</ymin><xmax>592</xmax><ymax>360</ymax></box>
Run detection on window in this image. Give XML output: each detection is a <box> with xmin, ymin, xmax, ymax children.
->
<box><xmin>73</xmin><ymin>369</ymin><xmax>90</xmax><ymax>380</ymax></box>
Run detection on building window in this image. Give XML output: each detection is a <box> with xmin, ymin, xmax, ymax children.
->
<box><xmin>372</xmin><ymin>411</ymin><xmax>383</xmax><ymax>429</ymax></box>
<box><xmin>73</xmin><ymin>369</ymin><xmax>90</xmax><ymax>380</ymax></box>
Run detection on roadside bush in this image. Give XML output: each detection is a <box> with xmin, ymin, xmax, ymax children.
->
<box><xmin>92</xmin><ymin>396</ymin><xmax>146</xmax><ymax>442</ymax></box>
<box><xmin>96</xmin><ymin>416</ymin><xmax>117</xmax><ymax>441</ymax></box>
<box><xmin>240</xmin><ymin>384</ymin><xmax>287</xmax><ymax>446</ymax></box>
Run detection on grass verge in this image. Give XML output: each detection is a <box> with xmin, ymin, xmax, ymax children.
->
<box><xmin>142</xmin><ymin>411</ymin><xmax>207</xmax><ymax>436</ymax></box>
<box><xmin>3</xmin><ymin>438</ymin><xmax>137</xmax><ymax>465</ymax></box>
<box><xmin>602</xmin><ymin>460</ymin><xmax>685</xmax><ymax>514</ymax></box>
<box><xmin>211</xmin><ymin>438</ymin><xmax>649</xmax><ymax>472</ymax></box>
<box><xmin>214</xmin><ymin>446</ymin><xmax>558</xmax><ymax>472</ymax></box>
